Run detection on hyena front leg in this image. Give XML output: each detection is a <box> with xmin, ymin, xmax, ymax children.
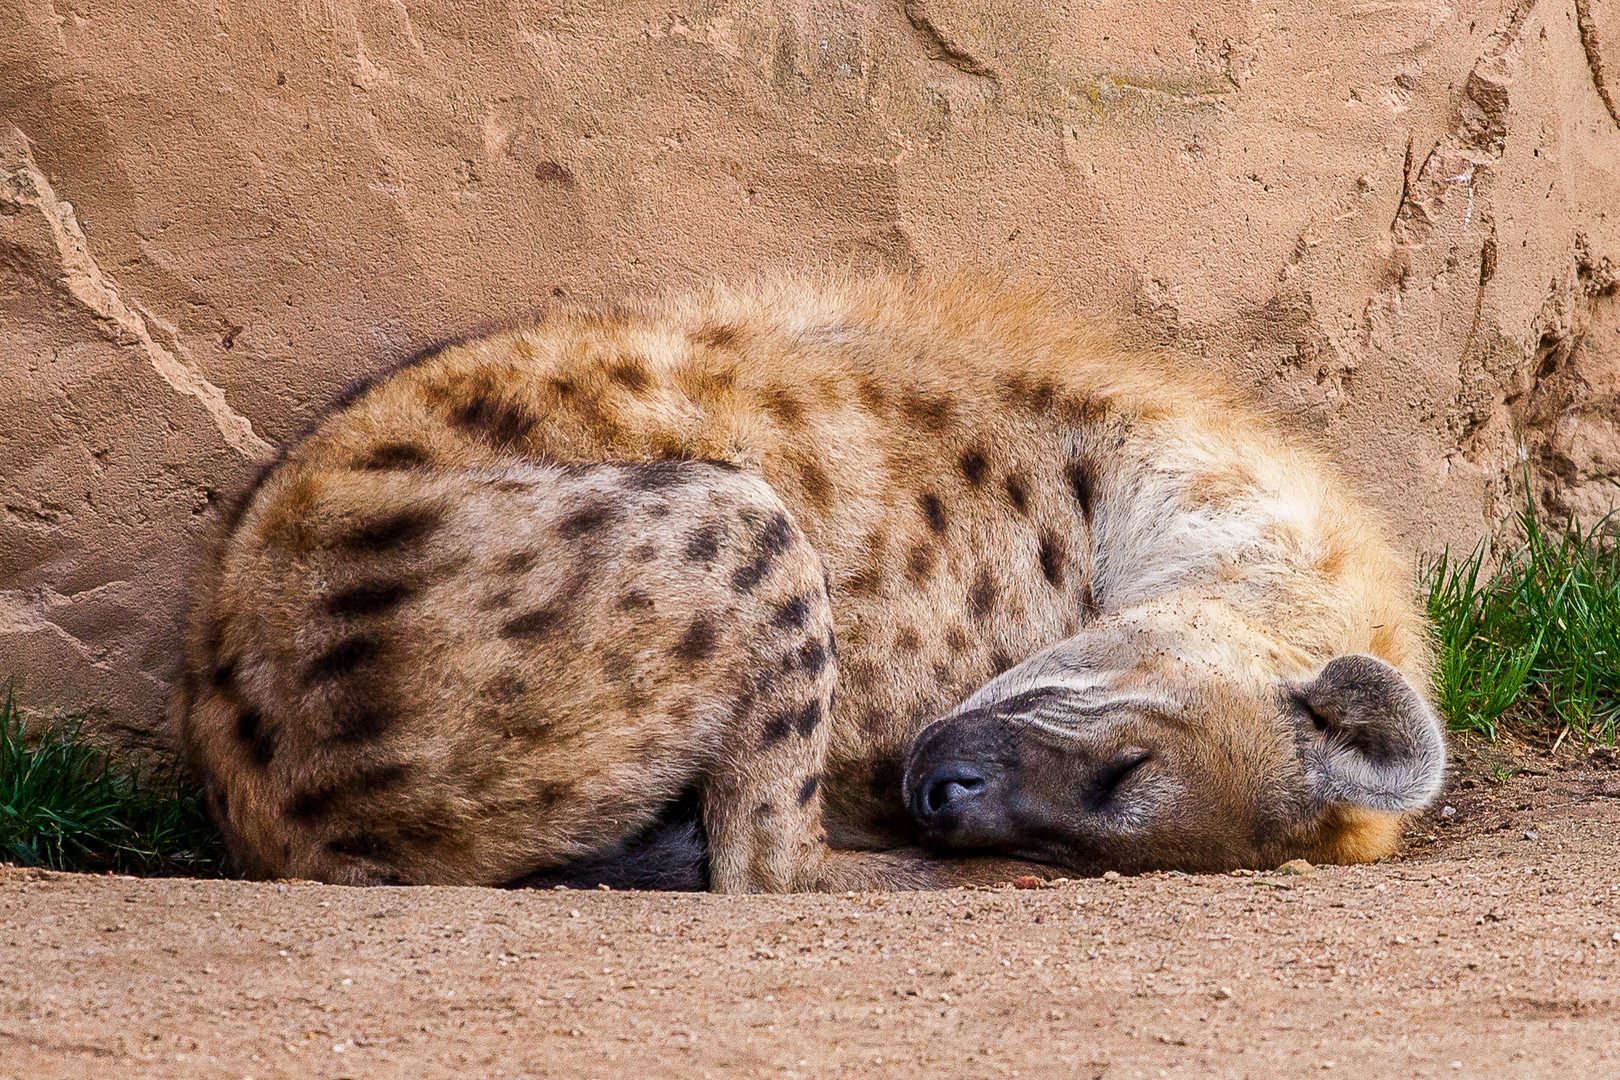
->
<box><xmin>684</xmin><ymin>476</ymin><xmax>1058</xmax><ymax>892</ymax></box>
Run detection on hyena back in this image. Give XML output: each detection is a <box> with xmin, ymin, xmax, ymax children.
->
<box><xmin>177</xmin><ymin>275</ymin><xmax>1444</xmax><ymax>890</ymax></box>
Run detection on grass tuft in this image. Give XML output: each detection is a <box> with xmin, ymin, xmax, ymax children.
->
<box><xmin>1426</xmin><ymin>505</ymin><xmax>1620</xmax><ymax>743</ymax></box>
<box><xmin>0</xmin><ymin>690</ymin><xmax>227</xmax><ymax>876</ymax></box>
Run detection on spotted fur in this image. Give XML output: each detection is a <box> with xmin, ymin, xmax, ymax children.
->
<box><xmin>175</xmin><ymin>274</ymin><xmax>1439</xmax><ymax>891</ymax></box>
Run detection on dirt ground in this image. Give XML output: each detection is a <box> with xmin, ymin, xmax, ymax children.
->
<box><xmin>3</xmin><ymin>742</ymin><xmax>1619</xmax><ymax>1080</ymax></box>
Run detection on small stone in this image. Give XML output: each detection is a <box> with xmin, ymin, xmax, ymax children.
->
<box><xmin>1012</xmin><ymin>875</ymin><xmax>1040</xmax><ymax>890</ymax></box>
<box><xmin>1523</xmin><ymin>830</ymin><xmax>1539</xmax><ymax>841</ymax></box>
<box><xmin>1440</xmin><ymin>805</ymin><xmax>1456</xmax><ymax>818</ymax></box>
<box><xmin>1212</xmin><ymin>986</ymin><xmax>1233</xmax><ymax>1001</ymax></box>
<box><xmin>597</xmin><ymin>882</ymin><xmax>612</xmax><ymax>891</ymax></box>
<box><xmin>1102</xmin><ymin>870</ymin><xmax>1121</xmax><ymax>881</ymax></box>
<box><xmin>1276</xmin><ymin>858</ymin><xmax>1315</xmax><ymax>876</ymax></box>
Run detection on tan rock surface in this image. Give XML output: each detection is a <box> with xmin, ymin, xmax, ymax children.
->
<box><xmin>2</xmin><ymin>0</ymin><xmax>1617</xmax><ymax>738</ymax></box>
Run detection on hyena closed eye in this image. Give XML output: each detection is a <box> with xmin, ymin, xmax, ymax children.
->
<box><xmin>176</xmin><ymin>274</ymin><xmax>1444</xmax><ymax>891</ymax></box>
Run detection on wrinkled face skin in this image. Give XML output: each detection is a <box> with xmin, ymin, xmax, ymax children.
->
<box><xmin>904</xmin><ymin>631</ymin><xmax>1446</xmax><ymax>875</ymax></box>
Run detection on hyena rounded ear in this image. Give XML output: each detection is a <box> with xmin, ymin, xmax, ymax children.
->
<box><xmin>1292</xmin><ymin>655</ymin><xmax>1446</xmax><ymax>814</ymax></box>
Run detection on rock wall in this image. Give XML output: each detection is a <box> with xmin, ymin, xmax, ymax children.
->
<box><xmin>2</xmin><ymin>0</ymin><xmax>1617</xmax><ymax>739</ymax></box>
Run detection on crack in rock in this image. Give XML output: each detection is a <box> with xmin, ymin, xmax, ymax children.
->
<box><xmin>1390</xmin><ymin>0</ymin><xmax>1534</xmax><ymax>250</ymax></box>
<box><xmin>1575</xmin><ymin>0</ymin><xmax>1620</xmax><ymax>130</ymax></box>
<box><xmin>902</xmin><ymin>0</ymin><xmax>997</xmax><ymax>81</ymax></box>
<box><xmin>0</xmin><ymin>127</ymin><xmax>273</xmax><ymax>461</ymax></box>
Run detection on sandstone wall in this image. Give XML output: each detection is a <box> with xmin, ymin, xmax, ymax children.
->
<box><xmin>1</xmin><ymin>0</ymin><xmax>1617</xmax><ymax>739</ymax></box>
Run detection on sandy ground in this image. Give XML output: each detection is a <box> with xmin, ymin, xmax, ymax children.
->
<box><xmin>3</xmin><ymin>744</ymin><xmax>1619</xmax><ymax>1080</ymax></box>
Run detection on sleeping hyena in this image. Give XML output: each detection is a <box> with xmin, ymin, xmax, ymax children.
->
<box><xmin>175</xmin><ymin>275</ymin><xmax>1445</xmax><ymax>891</ymax></box>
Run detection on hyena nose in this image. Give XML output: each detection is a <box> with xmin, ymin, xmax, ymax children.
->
<box><xmin>913</xmin><ymin>764</ymin><xmax>988</xmax><ymax>824</ymax></box>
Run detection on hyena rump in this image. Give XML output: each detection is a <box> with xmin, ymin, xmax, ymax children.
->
<box><xmin>175</xmin><ymin>275</ymin><xmax>1444</xmax><ymax>891</ymax></box>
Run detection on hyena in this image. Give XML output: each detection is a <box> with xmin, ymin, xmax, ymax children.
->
<box><xmin>175</xmin><ymin>275</ymin><xmax>1445</xmax><ymax>892</ymax></box>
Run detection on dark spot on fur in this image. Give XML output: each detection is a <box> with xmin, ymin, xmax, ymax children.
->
<box><xmin>919</xmin><ymin>492</ymin><xmax>947</xmax><ymax>534</ymax></box>
<box><xmin>557</xmin><ymin>502</ymin><xmax>619</xmax><ymax>540</ymax></box>
<box><xmin>618</xmin><ymin>590</ymin><xmax>655</xmax><ymax>612</ymax></box>
<box><xmin>990</xmin><ymin>650</ymin><xmax>1016</xmax><ymax>676</ymax></box>
<box><xmin>488</xmin><ymin>479</ymin><xmax>536</xmax><ymax>494</ymax></box>
<box><xmin>631</xmin><ymin>543</ymin><xmax>656</xmax><ymax>563</ymax></box>
<box><xmin>673</xmin><ymin>614</ymin><xmax>719</xmax><ymax>662</ymax></box>
<box><xmin>996</xmin><ymin>372</ymin><xmax>1057</xmax><ymax>414</ymax></box>
<box><xmin>629</xmin><ymin>460</ymin><xmax>731</xmax><ymax>490</ymax></box>
<box><xmin>501</xmin><ymin>604</ymin><xmax>569</xmax><ymax>640</ymax></box>
<box><xmin>1082</xmin><ymin>582</ymin><xmax>1099</xmax><ymax>617</ymax></box>
<box><xmin>732</xmin><ymin>680</ymin><xmax>758</xmax><ymax>723</ymax></box>
<box><xmin>285</xmin><ymin>764</ymin><xmax>408</xmax><ymax>821</ymax></box>
<box><xmin>326</xmin><ymin>580</ymin><xmax>413</xmax><ymax>618</ymax></box>
<box><xmin>359</xmin><ymin>442</ymin><xmax>431</xmax><ymax>471</ymax></box>
<box><xmin>959</xmin><ymin>449</ymin><xmax>989</xmax><ymax>488</ymax></box>
<box><xmin>304</xmin><ymin>633</ymin><xmax>382</xmax><ymax>683</ymax></box>
<box><xmin>609</xmin><ymin>361</ymin><xmax>652</xmax><ymax>392</ymax></box>
<box><xmin>341</xmin><ymin>507</ymin><xmax>442</xmax><ymax>553</ymax></box>
<box><xmin>763</xmin><ymin>700</ymin><xmax>822</xmax><ymax>745</ymax></box>
<box><xmin>895</xmin><ymin>627</ymin><xmax>922</xmax><ymax>653</ymax></box>
<box><xmin>693</xmin><ymin>323</ymin><xmax>739</xmax><ymax>348</ymax></box>
<box><xmin>762</xmin><ymin>709</ymin><xmax>794</xmax><ymax>745</ymax></box>
<box><xmin>773</xmin><ymin>595</ymin><xmax>811</xmax><ymax>630</ymax></box>
<box><xmin>799</xmin><ymin>638</ymin><xmax>827</xmax><ymax>675</ymax></box>
<box><xmin>235</xmin><ymin>709</ymin><xmax>276</xmax><ymax>769</ymax></box>
<box><xmin>732</xmin><ymin>512</ymin><xmax>793</xmax><ymax>592</ymax></box>
<box><xmin>502</xmin><ymin>550</ymin><xmax>537</xmax><ymax>574</ymax></box>
<box><xmin>968</xmin><ymin>568</ymin><xmax>997</xmax><ymax>621</ymax></box>
<box><xmin>1067</xmin><ymin>459</ymin><xmax>1097</xmax><ymax>521</ymax></box>
<box><xmin>1037</xmin><ymin>531</ymin><xmax>1067</xmax><ymax>588</ymax></box>
<box><xmin>330</xmin><ymin>701</ymin><xmax>395</xmax><ymax>743</ymax></box>
<box><xmin>450</xmin><ymin>394</ymin><xmax>536</xmax><ymax>447</ymax></box>
<box><xmin>798</xmin><ymin>774</ymin><xmax>821</xmax><ymax>807</ymax></box>
<box><xmin>211</xmin><ymin>662</ymin><xmax>235</xmax><ymax>690</ymax></box>
<box><xmin>906</xmin><ymin>544</ymin><xmax>935</xmax><ymax>587</ymax></box>
<box><xmin>326</xmin><ymin>833</ymin><xmax>393</xmax><ymax>860</ymax></box>
<box><xmin>945</xmin><ymin>626</ymin><xmax>971</xmax><ymax>654</ymax></box>
<box><xmin>763</xmin><ymin>385</ymin><xmax>807</xmax><ymax>427</ymax></box>
<box><xmin>1004</xmin><ymin>474</ymin><xmax>1030</xmax><ymax>516</ymax></box>
<box><xmin>794</xmin><ymin>454</ymin><xmax>834</xmax><ymax>513</ymax></box>
<box><xmin>846</xmin><ymin>566</ymin><xmax>881</xmax><ymax>597</ymax></box>
<box><xmin>685</xmin><ymin>522</ymin><xmax>724</xmax><ymax>563</ymax></box>
<box><xmin>483</xmin><ymin>672</ymin><xmax>528</xmax><ymax>703</ymax></box>
<box><xmin>855</xmin><ymin>376</ymin><xmax>886</xmax><ymax>411</ymax></box>
<box><xmin>900</xmin><ymin>387</ymin><xmax>954</xmax><ymax>432</ymax></box>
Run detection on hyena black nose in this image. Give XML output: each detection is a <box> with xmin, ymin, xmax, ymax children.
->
<box><xmin>913</xmin><ymin>764</ymin><xmax>988</xmax><ymax>824</ymax></box>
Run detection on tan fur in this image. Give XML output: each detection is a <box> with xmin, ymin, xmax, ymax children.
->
<box><xmin>175</xmin><ymin>274</ymin><xmax>1437</xmax><ymax>891</ymax></box>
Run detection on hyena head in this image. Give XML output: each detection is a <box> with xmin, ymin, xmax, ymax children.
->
<box><xmin>903</xmin><ymin>617</ymin><xmax>1445</xmax><ymax>874</ymax></box>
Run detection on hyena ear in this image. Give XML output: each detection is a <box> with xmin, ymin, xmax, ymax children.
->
<box><xmin>1292</xmin><ymin>655</ymin><xmax>1446</xmax><ymax>814</ymax></box>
